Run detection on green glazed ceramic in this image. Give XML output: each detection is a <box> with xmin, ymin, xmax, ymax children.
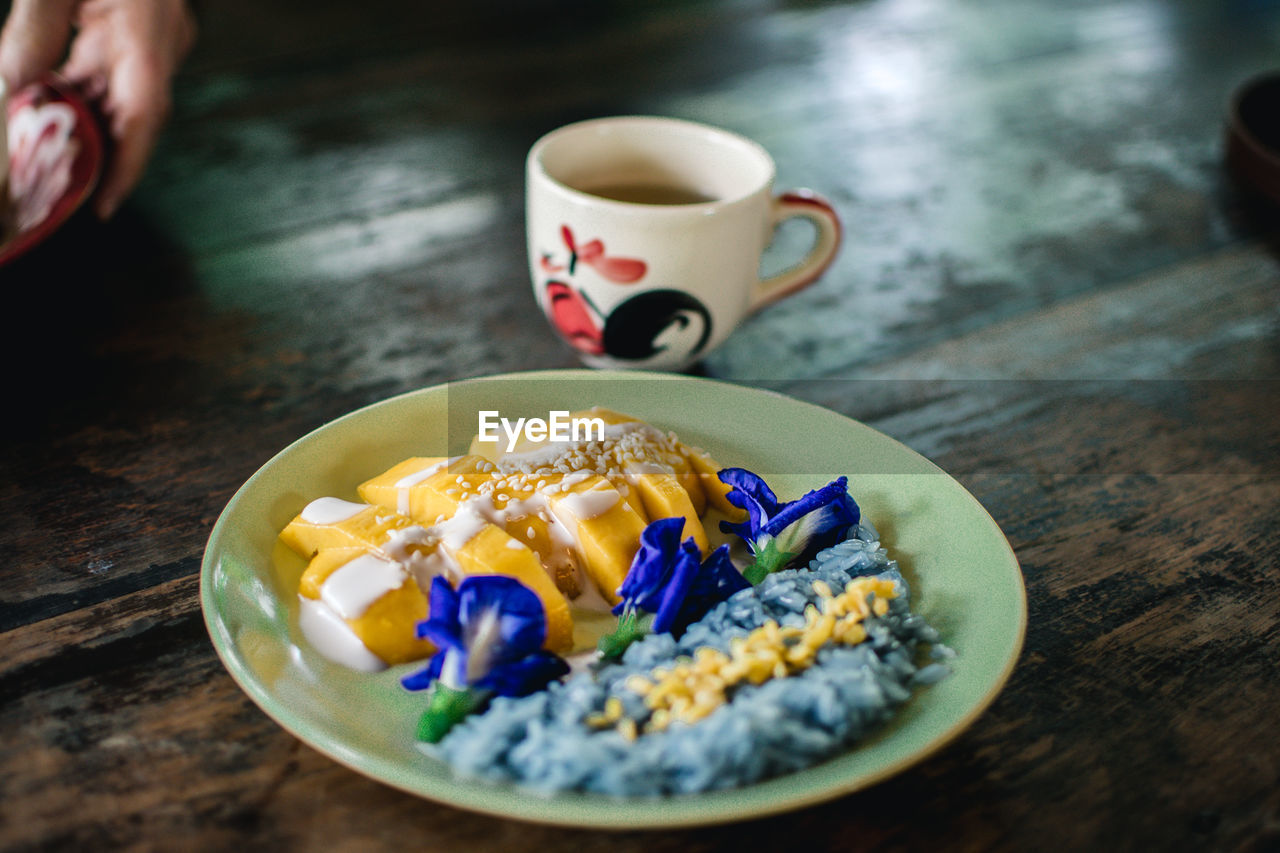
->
<box><xmin>201</xmin><ymin>370</ymin><xmax>1025</xmax><ymax>828</ymax></box>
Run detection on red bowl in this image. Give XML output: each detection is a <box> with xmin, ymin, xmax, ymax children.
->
<box><xmin>1225</xmin><ymin>71</ymin><xmax>1280</xmax><ymax>206</ymax></box>
<box><xmin>0</xmin><ymin>75</ymin><xmax>104</xmax><ymax>266</ymax></box>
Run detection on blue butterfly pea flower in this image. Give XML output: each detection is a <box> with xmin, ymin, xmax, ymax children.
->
<box><xmin>718</xmin><ymin>468</ymin><xmax>860</xmax><ymax>584</ymax></box>
<box><xmin>598</xmin><ymin>517</ymin><xmax>749</xmax><ymax>660</ymax></box>
<box><xmin>402</xmin><ymin>575</ymin><xmax>568</xmax><ymax>742</ymax></box>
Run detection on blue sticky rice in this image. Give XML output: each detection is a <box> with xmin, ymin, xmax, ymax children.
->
<box><xmin>429</xmin><ymin>524</ymin><xmax>951</xmax><ymax>796</ymax></box>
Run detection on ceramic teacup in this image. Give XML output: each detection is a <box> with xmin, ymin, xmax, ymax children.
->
<box><xmin>526</xmin><ymin>116</ymin><xmax>841</xmax><ymax>370</ymax></box>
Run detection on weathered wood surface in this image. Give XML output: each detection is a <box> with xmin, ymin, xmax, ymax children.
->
<box><xmin>2</xmin><ymin>0</ymin><xmax>1278</xmax><ymax>850</ymax></box>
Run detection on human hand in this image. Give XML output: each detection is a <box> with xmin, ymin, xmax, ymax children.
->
<box><xmin>0</xmin><ymin>0</ymin><xmax>195</xmax><ymax>219</ymax></box>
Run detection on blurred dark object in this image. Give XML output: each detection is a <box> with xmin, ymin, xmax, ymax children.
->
<box><xmin>1226</xmin><ymin>71</ymin><xmax>1280</xmax><ymax>206</ymax></box>
<box><xmin>0</xmin><ymin>74</ymin><xmax>104</xmax><ymax>266</ymax></box>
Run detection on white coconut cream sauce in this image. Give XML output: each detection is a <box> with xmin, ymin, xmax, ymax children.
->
<box><xmin>320</xmin><ymin>552</ymin><xmax>407</xmax><ymax>620</ymax></box>
<box><xmin>556</xmin><ymin>484</ymin><xmax>620</xmax><ymax>520</ymax></box>
<box><xmin>438</xmin><ymin>502</ymin><xmax>491</xmax><ymax>551</ymax></box>
<box><xmin>297</xmin><ymin>596</ymin><xmax>386</xmax><ymax>672</ymax></box>
<box><xmin>300</xmin><ymin>497</ymin><xmax>366</xmax><ymax>525</ymax></box>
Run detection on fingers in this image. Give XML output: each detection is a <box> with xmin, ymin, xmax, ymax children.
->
<box><xmin>62</xmin><ymin>0</ymin><xmax>196</xmax><ymax>218</ymax></box>
<box><xmin>60</xmin><ymin>16</ymin><xmax>109</xmax><ymax>94</ymax></box>
<box><xmin>96</xmin><ymin>52</ymin><xmax>170</xmax><ymax>219</ymax></box>
<box><xmin>0</xmin><ymin>0</ymin><xmax>80</xmax><ymax>88</ymax></box>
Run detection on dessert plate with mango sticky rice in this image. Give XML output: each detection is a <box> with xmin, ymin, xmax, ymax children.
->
<box><xmin>0</xmin><ymin>75</ymin><xmax>103</xmax><ymax>266</ymax></box>
<box><xmin>202</xmin><ymin>371</ymin><xmax>1025</xmax><ymax>828</ymax></box>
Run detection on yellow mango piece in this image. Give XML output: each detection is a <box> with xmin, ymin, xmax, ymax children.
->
<box><xmin>630</xmin><ymin>471</ymin><xmax>710</xmax><ymax>553</ymax></box>
<box><xmin>298</xmin><ymin>547</ymin><xmax>368</xmax><ymax>600</ymax></box>
<box><xmin>486</xmin><ymin>464</ymin><xmax>638</xmax><ymax>602</ymax></box>
<box><xmin>681</xmin><ymin>443</ymin><xmax>746</xmax><ymax>521</ymax></box>
<box><xmin>359</xmin><ymin>455</ymin><xmax>495</xmax><ymax>527</ymax></box>
<box><xmin>352</xmin><ymin>581</ymin><xmax>435</xmax><ymax>665</ymax></box>
<box><xmin>289</xmin><ymin>497</ymin><xmax>573</xmax><ymax>654</ymax></box>
<box><xmin>608</xmin><ymin>477</ymin><xmax>650</xmax><ymax>522</ymax></box>
<box><xmin>443</xmin><ymin>522</ymin><xmax>573</xmax><ymax>652</ymax></box>
<box><xmin>486</xmin><ymin>488</ymin><xmax>585</xmax><ymax>600</ymax></box>
<box><xmin>356</xmin><ymin>456</ymin><xmax>454</xmax><ymax>520</ymax></box>
<box><xmin>279</xmin><ymin>498</ymin><xmax>433</xmax><ymax>561</ymax></box>
<box><xmin>299</xmin><ymin>549</ymin><xmax>435</xmax><ymax>665</ymax></box>
<box><xmin>675</xmin><ymin>465</ymin><xmax>708</xmax><ymax>516</ymax></box>
<box><xmin>545</xmin><ymin>474</ymin><xmax>647</xmax><ymax>606</ymax></box>
<box><xmin>566</xmin><ymin>407</ymin><xmax>707</xmax><ymax>517</ymax></box>
<box><xmin>595</xmin><ymin>473</ymin><xmax>649</xmax><ymax>522</ymax></box>
<box><xmin>363</xmin><ymin>455</ymin><xmax>592</xmax><ymax>606</ymax></box>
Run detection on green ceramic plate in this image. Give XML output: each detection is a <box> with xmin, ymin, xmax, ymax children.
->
<box><xmin>201</xmin><ymin>370</ymin><xmax>1025</xmax><ymax>828</ymax></box>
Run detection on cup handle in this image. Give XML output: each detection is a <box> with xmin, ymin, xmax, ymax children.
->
<box><xmin>749</xmin><ymin>189</ymin><xmax>842</xmax><ymax>313</ymax></box>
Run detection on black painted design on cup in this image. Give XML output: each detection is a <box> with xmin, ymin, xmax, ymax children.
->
<box><xmin>602</xmin><ymin>290</ymin><xmax>713</xmax><ymax>361</ymax></box>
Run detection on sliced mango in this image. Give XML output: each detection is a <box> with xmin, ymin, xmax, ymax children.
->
<box><xmin>298</xmin><ymin>546</ymin><xmax>369</xmax><ymax>600</ymax></box>
<box><xmin>299</xmin><ymin>549</ymin><xmax>435</xmax><ymax>665</ymax></box>
<box><xmin>566</xmin><ymin>407</ymin><xmax>710</xmax><ymax>549</ymax></box>
<box><xmin>614</xmin><ymin>477</ymin><xmax>650</xmax><ymax>521</ymax></box>
<box><xmin>358</xmin><ymin>455</ymin><xmax>495</xmax><ymax>527</ymax></box>
<box><xmin>485</xmin><ymin>477</ymin><xmax>587</xmax><ymax>599</ymax></box>
<box><xmin>468</xmin><ymin>432</ymin><xmax>499</xmax><ymax>461</ymax></box>
<box><xmin>280</xmin><ymin>498</ymin><xmax>434</xmax><ymax>561</ymax></box>
<box><xmin>356</xmin><ymin>456</ymin><xmax>455</xmax><ymax>519</ymax></box>
<box><xmin>283</xmin><ymin>497</ymin><xmax>570</xmax><ymax>653</ymax></box>
<box><xmin>681</xmin><ymin>443</ymin><xmax>746</xmax><ymax>521</ymax></box>
<box><xmin>545</xmin><ymin>473</ymin><xmax>647</xmax><ymax>605</ymax></box>
<box><xmin>570</xmin><ymin>408</ymin><xmax>707</xmax><ymax>510</ymax></box>
<box><xmin>630</xmin><ymin>471</ymin><xmax>710</xmax><ymax>553</ymax></box>
<box><xmin>353</xmin><ymin>579</ymin><xmax>435</xmax><ymax>664</ymax></box>
<box><xmin>362</xmin><ymin>454</ymin><xmax>588</xmax><ymax>604</ymax></box>
<box><xmin>676</xmin><ymin>465</ymin><xmax>708</xmax><ymax>516</ymax></box>
<box><xmin>441</xmin><ymin>520</ymin><xmax>573</xmax><ymax>652</ymax></box>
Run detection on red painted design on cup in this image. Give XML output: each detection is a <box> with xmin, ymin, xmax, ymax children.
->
<box><xmin>545</xmin><ymin>280</ymin><xmax>604</xmax><ymax>354</ymax></box>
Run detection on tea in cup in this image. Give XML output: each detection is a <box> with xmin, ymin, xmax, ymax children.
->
<box><xmin>526</xmin><ymin>116</ymin><xmax>841</xmax><ymax>370</ymax></box>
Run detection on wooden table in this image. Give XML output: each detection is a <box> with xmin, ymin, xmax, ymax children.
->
<box><xmin>3</xmin><ymin>0</ymin><xmax>1277</xmax><ymax>849</ymax></box>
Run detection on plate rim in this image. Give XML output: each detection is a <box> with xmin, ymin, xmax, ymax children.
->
<box><xmin>200</xmin><ymin>369</ymin><xmax>1027</xmax><ymax>828</ymax></box>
